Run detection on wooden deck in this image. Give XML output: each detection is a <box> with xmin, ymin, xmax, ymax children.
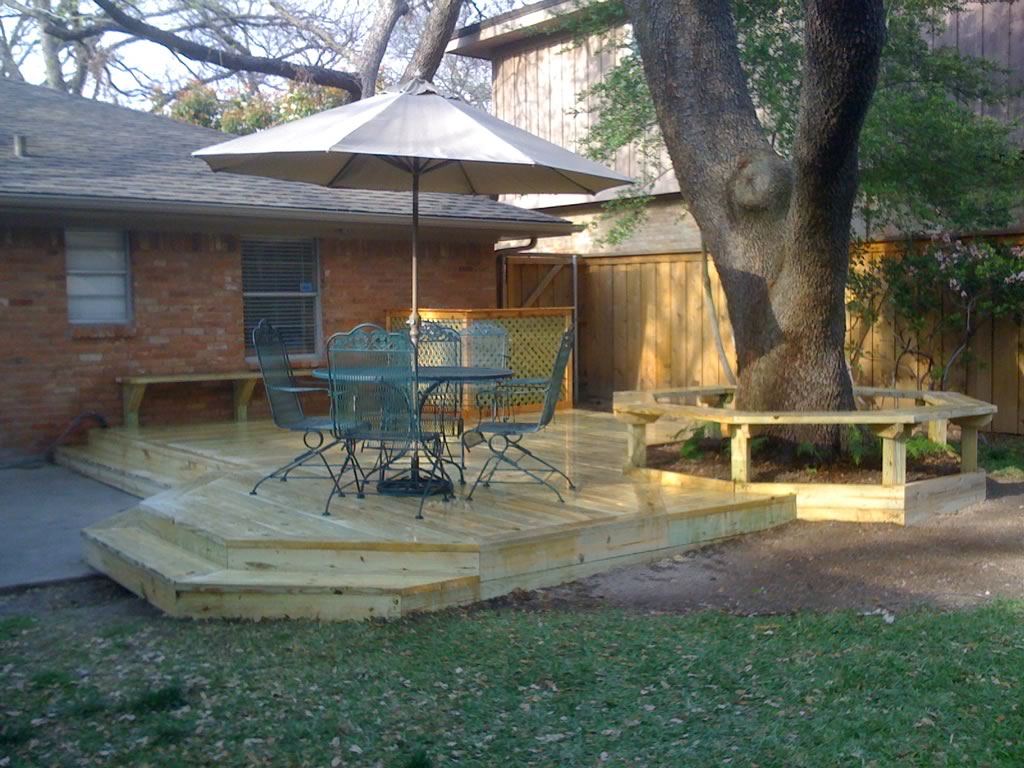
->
<box><xmin>60</xmin><ymin>411</ymin><xmax>795</xmax><ymax>621</ymax></box>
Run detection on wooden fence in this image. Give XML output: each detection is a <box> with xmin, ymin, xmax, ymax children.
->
<box><xmin>507</xmin><ymin>252</ymin><xmax>1024</xmax><ymax>435</ymax></box>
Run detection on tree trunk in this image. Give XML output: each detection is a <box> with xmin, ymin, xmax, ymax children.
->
<box><xmin>624</xmin><ymin>0</ymin><xmax>885</xmax><ymax>446</ymax></box>
<box><xmin>402</xmin><ymin>0</ymin><xmax>464</xmax><ymax>82</ymax></box>
<box><xmin>358</xmin><ymin>0</ymin><xmax>410</xmax><ymax>98</ymax></box>
<box><xmin>34</xmin><ymin>0</ymin><xmax>66</xmax><ymax>90</ymax></box>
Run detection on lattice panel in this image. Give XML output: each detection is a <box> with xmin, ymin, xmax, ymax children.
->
<box><xmin>385</xmin><ymin>312</ymin><xmax>571</xmax><ymax>408</ymax></box>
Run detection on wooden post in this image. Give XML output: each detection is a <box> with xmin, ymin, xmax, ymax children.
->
<box><xmin>871</xmin><ymin>424</ymin><xmax>911</xmax><ymax>487</ymax></box>
<box><xmin>730</xmin><ymin>425</ymin><xmax>751</xmax><ymax>483</ymax></box>
<box><xmin>960</xmin><ymin>425</ymin><xmax>978</xmax><ymax>473</ymax></box>
<box><xmin>625</xmin><ymin>421</ymin><xmax>648</xmax><ymax>469</ymax></box>
<box><xmin>951</xmin><ymin>414</ymin><xmax>993</xmax><ymax>474</ymax></box>
<box><xmin>697</xmin><ymin>394</ymin><xmax>726</xmax><ymax>439</ymax></box>
<box><xmin>122</xmin><ymin>383</ymin><xmax>146</xmax><ymax>428</ymax></box>
<box><xmin>927</xmin><ymin>419</ymin><xmax>948</xmax><ymax>446</ymax></box>
<box><xmin>233</xmin><ymin>379</ymin><xmax>259</xmax><ymax>422</ymax></box>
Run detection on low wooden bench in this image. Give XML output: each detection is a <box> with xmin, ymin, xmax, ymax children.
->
<box><xmin>117</xmin><ymin>372</ymin><xmax>273</xmax><ymax>427</ymax></box>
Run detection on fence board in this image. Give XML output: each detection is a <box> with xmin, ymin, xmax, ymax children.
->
<box><xmin>508</xmin><ymin>251</ymin><xmax>1023</xmax><ymax>434</ymax></box>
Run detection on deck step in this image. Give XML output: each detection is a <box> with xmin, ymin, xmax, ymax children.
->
<box><xmin>83</xmin><ymin>523</ymin><xmax>480</xmax><ymax>620</ymax></box>
<box><xmin>56</xmin><ymin>446</ymin><xmax>168</xmax><ymax>498</ymax></box>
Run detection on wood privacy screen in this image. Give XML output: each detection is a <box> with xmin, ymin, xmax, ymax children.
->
<box><xmin>385</xmin><ymin>307</ymin><xmax>574</xmax><ymax>410</ymax></box>
<box><xmin>507</xmin><ymin>252</ymin><xmax>1024</xmax><ymax>436</ymax></box>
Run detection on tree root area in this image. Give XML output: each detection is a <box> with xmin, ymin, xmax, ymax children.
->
<box><xmin>647</xmin><ymin>437</ymin><xmax>961</xmax><ymax>484</ymax></box>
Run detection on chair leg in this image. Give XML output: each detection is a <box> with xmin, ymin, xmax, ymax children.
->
<box><xmin>466</xmin><ymin>454</ymin><xmax>496</xmax><ymax>501</ymax></box>
<box><xmin>251</xmin><ymin>435</ymin><xmax>340</xmax><ymax>496</ymax></box>
<box><xmin>509</xmin><ymin>442</ymin><xmax>576</xmax><ymax>490</ymax></box>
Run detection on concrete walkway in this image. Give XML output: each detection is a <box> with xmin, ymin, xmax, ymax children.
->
<box><xmin>0</xmin><ymin>464</ymin><xmax>138</xmax><ymax>589</ymax></box>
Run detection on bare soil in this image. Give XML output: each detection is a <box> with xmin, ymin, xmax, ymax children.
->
<box><xmin>533</xmin><ymin>477</ymin><xmax>1024</xmax><ymax>615</ymax></box>
<box><xmin>647</xmin><ymin>438</ymin><xmax>961</xmax><ymax>483</ymax></box>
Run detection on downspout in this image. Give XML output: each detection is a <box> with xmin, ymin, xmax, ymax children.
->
<box><xmin>494</xmin><ymin>237</ymin><xmax>538</xmax><ymax>308</ymax></box>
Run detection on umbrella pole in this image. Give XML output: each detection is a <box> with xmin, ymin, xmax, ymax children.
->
<box><xmin>409</xmin><ymin>168</ymin><xmax>420</xmax><ymax>349</ymax></box>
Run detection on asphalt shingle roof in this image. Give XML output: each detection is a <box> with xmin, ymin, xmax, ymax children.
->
<box><xmin>0</xmin><ymin>79</ymin><xmax>573</xmax><ymax>232</ymax></box>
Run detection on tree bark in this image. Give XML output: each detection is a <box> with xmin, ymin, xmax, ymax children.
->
<box><xmin>359</xmin><ymin>0</ymin><xmax>410</xmax><ymax>98</ymax></box>
<box><xmin>34</xmin><ymin>0</ymin><xmax>66</xmax><ymax>89</ymax></box>
<box><xmin>624</xmin><ymin>0</ymin><xmax>885</xmax><ymax>445</ymax></box>
<box><xmin>401</xmin><ymin>0</ymin><xmax>463</xmax><ymax>82</ymax></box>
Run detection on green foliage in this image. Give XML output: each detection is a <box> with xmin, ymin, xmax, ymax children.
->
<box><xmin>796</xmin><ymin>441</ymin><xmax>820</xmax><ymax>464</ymax></box>
<box><xmin>750</xmin><ymin>435</ymin><xmax>769</xmax><ymax>455</ymax></box>
<box><xmin>846</xmin><ymin>235</ymin><xmax>1024</xmax><ymax>388</ymax></box>
<box><xmin>128</xmin><ymin>682</ymin><xmax>187</xmax><ymax>714</ymax></box>
<box><xmin>844</xmin><ymin>425</ymin><xmax>879</xmax><ymax>467</ymax></box>
<box><xmin>978</xmin><ymin>436</ymin><xmax>1024</xmax><ymax>479</ymax></box>
<box><xmin>679</xmin><ymin>425</ymin><xmax>706</xmax><ymax>460</ymax></box>
<box><xmin>7</xmin><ymin>598</ymin><xmax>1024</xmax><ymax>765</ymax></box>
<box><xmin>158</xmin><ymin>81</ymin><xmax>350</xmax><ymax>135</ymax></box>
<box><xmin>0</xmin><ymin>615</ymin><xmax>35</xmax><ymax>639</ymax></box>
<box><xmin>905</xmin><ymin>434</ymin><xmax>953</xmax><ymax>461</ymax></box>
<box><xmin>564</xmin><ymin>0</ymin><xmax>1024</xmax><ymax>242</ymax></box>
<box><xmin>165</xmin><ymin>81</ymin><xmax>222</xmax><ymax>129</ymax></box>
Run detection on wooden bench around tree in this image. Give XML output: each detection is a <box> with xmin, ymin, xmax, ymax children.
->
<box><xmin>118</xmin><ymin>371</ymin><xmax>295</xmax><ymax>427</ymax></box>
<box><xmin>613</xmin><ymin>385</ymin><xmax>997</xmax><ymax>487</ymax></box>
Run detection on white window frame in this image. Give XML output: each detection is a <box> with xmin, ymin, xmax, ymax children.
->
<box><xmin>241</xmin><ymin>237</ymin><xmax>322</xmax><ymax>362</ymax></box>
<box><xmin>65</xmin><ymin>229</ymin><xmax>132</xmax><ymax>326</ymax></box>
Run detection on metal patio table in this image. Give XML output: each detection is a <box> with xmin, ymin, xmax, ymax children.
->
<box><xmin>312</xmin><ymin>365</ymin><xmax>513</xmax><ymax>496</ymax></box>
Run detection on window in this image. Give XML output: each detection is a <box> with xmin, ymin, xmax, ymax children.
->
<box><xmin>65</xmin><ymin>229</ymin><xmax>131</xmax><ymax>324</ymax></box>
<box><xmin>242</xmin><ymin>238</ymin><xmax>320</xmax><ymax>357</ymax></box>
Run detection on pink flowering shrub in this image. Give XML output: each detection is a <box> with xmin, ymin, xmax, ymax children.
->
<box><xmin>847</xmin><ymin>235</ymin><xmax>1024</xmax><ymax>390</ymax></box>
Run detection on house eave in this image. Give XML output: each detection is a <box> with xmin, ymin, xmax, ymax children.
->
<box><xmin>446</xmin><ymin>0</ymin><xmax>579</xmax><ymax>60</ymax></box>
<box><xmin>0</xmin><ymin>193</ymin><xmax>581</xmax><ymax>240</ymax></box>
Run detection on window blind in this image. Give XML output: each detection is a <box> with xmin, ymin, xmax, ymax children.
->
<box><xmin>65</xmin><ymin>229</ymin><xmax>131</xmax><ymax>324</ymax></box>
<box><xmin>242</xmin><ymin>238</ymin><xmax>319</xmax><ymax>355</ymax></box>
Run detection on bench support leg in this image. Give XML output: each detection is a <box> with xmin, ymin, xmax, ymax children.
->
<box><xmin>928</xmin><ymin>419</ymin><xmax>948</xmax><ymax>446</ymax></box>
<box><xmin>233</xmin><ymin>379</ymin><xmax>259</xmax><ymax>422</ymax></box>
<box><xmin>960</xmin><ymin>426</ymin><xmax>978</xmax><ymax>473</ymax></box>
<box><xmin>122</xmin><ymin>383</ymin><xmax>146</xmax><ymax>428</ymax></box>
<box><xmin>625</xmin><ymin>422</ymin><xmax>647</xmax><ymax>469</ymax></box>
<box><xmin>730</xmin><ymin>425</ymin><xmax>751</xmax><ymax>483</ymax></box>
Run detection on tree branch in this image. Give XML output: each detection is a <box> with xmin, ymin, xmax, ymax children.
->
<box><xmin>90</xmin><ymin>0</ymin><xmax>362</xmax><ymax>97</ymax></box>
<box><xmin>401</xmin><ymin>0</ymin><xmax>462</xmax><ymax>82</ymax></box>
<box><xmin>623</xmin><ymin>0</ymin><xmax>768</xmax><ymax>235</ymax></box>
<box><xmin>359</xmin><ymin>0</ymin><xmax>409</xmax><ymax>98</ymax></box>
<box><xmin>791</xmin><ymin>0</ymin><xmax>886</xmax><ymax>200</ymax></box>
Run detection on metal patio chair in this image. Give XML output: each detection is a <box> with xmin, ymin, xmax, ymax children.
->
<box><xmin>250</xmin><ymin>319</ymin><xmax>339</xmax><ymax>496</ymax></box>
<box><xmin>325</xmin><ymin>324</ymin><xmax>449</xmax><ymax>518</ymax></box>
<box><xmin>460</xmin><ymin>320</ymin><xmax>510</xmax><ymax>416</ymax></box>
<box><xmin>464</xmin><ymin>324</ymin><xmax>577</xmax><ymax>503</ymax></box>
<box><xmin>417</xmin><ymin>321</ymin><xmax>465</xmax><ymax>479</ymax></box>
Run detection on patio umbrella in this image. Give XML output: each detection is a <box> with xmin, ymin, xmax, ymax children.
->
<box><xmin>193</xmin><ymin>78</ymin><xmax>631</xmax><ymax>345</ymax></box>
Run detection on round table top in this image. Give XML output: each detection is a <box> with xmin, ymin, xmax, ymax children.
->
<box><xmin>311</xmin><ymin>366</ymin><xmax>514</xmax><ymax>383</ymax></box>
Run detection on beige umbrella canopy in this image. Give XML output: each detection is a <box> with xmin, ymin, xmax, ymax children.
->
<box><xmin>193</xmin><ymin>78</ymin><xmax>632</xmax><ymax>341</ymax></box>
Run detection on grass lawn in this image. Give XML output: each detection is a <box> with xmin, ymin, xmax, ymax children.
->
<box><xmin>2</xmin><ymin>602</ymin><xmax>1024</xmax><ymax>767</ymax></box>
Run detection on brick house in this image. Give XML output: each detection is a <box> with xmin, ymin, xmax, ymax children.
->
<box><xmin>0</xmin><ymin>79</ymin><xmax>575</xmax><ymax>455</ymax></box>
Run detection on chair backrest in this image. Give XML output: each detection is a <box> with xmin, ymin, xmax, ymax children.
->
<box><xmin>252</xmin><ymin>319</ymin><xmax>305</xmax><ymax>429</ymax></box>
<box><xmin>460</xmin><ymin>320</ymin><xmax>509</xmax><ymax>369</ymax></box>
<box><xmin>326</xmin><ymin>324</ymin><xmax>416</xmax><ymax>439</ymax></box>
<box><xmin>538</xmin><ymin>324</ymin><xmax>575</xmax><ymax>429</ymax></box>
<box><xmin>417</xmin><ymin>321</ymin><xmax>461</xmax><ymax>368</ymax></box>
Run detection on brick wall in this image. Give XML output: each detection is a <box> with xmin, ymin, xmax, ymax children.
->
<box><xmin>0</xmin><ymin>226</ymin><xmax>497</xmax><ymax>454</ymax></box>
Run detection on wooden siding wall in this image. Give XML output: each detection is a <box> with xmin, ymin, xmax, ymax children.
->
<box><xmin>507</xmin><ymin>253</ymin><xmax>1024</xmax><ymax>435</ymax></box>
<box><xmin>492</xmin><ymin>33</ymin><xmax>673</xmax><ymax>192</ymax></box>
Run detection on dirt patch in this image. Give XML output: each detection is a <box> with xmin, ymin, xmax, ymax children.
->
<box><xmin>647</xmin><ymin>437</ymin><xmax>961</xmax><ymax>483</ymax></box>
<box><xmin>534</xmin><ymin>477</ymin><xmax>1024</xmax><ymax>615</ymax></box>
